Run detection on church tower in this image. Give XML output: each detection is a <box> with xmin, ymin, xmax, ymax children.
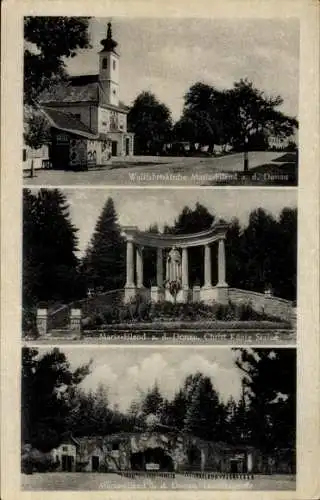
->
<box><xmin>99</xmin><ymin>22</ymin><xmax>120</xmax><ymax>107</ymax></box>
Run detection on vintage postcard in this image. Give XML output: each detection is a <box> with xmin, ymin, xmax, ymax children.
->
<box><xmin>1</xmin><ymin>1</ymin><xmax>320</xmax><ymax>500</ymax></box>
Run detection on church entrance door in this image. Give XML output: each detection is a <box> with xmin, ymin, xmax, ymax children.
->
<box><xmin>125</xmin><ymin>137</ymin><xmax>130</xmax><ymax>155</ymax></box>
<box><xmin>112</xmin><ymin>141</ymin><xmax>118</xmax><ymax>156</ymax></box>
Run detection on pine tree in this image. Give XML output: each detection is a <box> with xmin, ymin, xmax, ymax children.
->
<box><xmin>81</xmin><ymin>197</ymin><xmax>125</xmax><ymax>292</ymax></box>
<box><xmin>23</xmin><ymin>188</ymin><xmax>81</xmax><ymax>305</ymax></box>
<box><xmin>183</xmin><ymin>373</ymin><xmax>223</xmax><ymax>441</ymax></box>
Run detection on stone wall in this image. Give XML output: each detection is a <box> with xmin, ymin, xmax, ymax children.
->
<box><xmin>228</xmin><ymin>288</ymin><xmax>293</xmax><ymax>321</ymax></box>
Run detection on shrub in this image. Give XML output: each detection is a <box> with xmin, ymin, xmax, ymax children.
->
<box><xmin>21</xmin><ymin>449</ymin><xmax>59</xmax><ymax>473</ymax></box>
<box><xmin>102</xmin><ymin>305</ymin><xmax>117</xmax><ymax>324</ymax></box>
<box><xmin>22</xmin><ymin>308</ymin><xmax>39</xmax><ymax>338</ymax></box>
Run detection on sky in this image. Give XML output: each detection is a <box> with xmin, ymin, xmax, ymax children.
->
<box><xmin>65</xmin><ymin>17</ymin><xmax>299</xmax><ymax>122</ymax></box>
<box><xmin>36</xmin><ymin>346</ymin><xmax>245</xmax><ymax>411</ymax></box>
<box><xmin>58</xmin><ymin>188</ymin><xmax>297</xmax><ymax>256</ymax></box>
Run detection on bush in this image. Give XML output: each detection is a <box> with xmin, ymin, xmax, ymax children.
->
<box><xmin>22</xmin><ymin>308</ymin><xmax>39</xmax><ymax>338</ymax></box>
<box><xmin>81</xmin><ymin>299</ymin><xmax>281</xmax><ymax>328</ymax></box>
<box><xmin>21</xmin><ymin>448</ymin><xmax>60</xmax><ymax>473</ymax></box>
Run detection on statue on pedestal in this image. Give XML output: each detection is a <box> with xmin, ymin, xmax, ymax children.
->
<box><xmin>166</xmin><ymin>246</ymin><xmax>182</xmax><ymax>282</ymax></box>
<box><xmin>165</xmin><ymin>247</ymin><xmax>182</xmax><ymax>303</ymax></box>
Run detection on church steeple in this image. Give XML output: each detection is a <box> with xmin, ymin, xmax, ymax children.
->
<box><xmin>100</xmin><ymin>22</ymin><xmax>118</xmax><ymax>53</ymax></box>
<box><xmin>99</xmin><ymin>22</ymin><xmax>120</xmax><ymax>107</ymax></box>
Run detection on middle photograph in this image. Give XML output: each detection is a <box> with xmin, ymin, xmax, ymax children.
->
<box><xmin>22</xmin><ymin>188</ymin><xmax>297</xmax><ymax>345</ymax></box>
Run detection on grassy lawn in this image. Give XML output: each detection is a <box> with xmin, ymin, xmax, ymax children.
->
<box><xmin>21</xmin><ymin>472</ymin><xmax>296</xmax><ymax>491</ymax></box>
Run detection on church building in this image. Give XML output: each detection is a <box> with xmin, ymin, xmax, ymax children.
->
<box><xmin>37</xmin><ymin>22</ymin><xmax>134</xmax><ymax>170</ymax></box>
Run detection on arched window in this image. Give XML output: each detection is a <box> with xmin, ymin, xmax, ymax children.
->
<box><xmin>113</xmin><ymin>60</ymin><xmax>116</xmax><ymax>70</ymax></box>
<box><xmin>102</xmin><ymin>58</ymin><xmax>108</xmax><ymax>69</ymax></box>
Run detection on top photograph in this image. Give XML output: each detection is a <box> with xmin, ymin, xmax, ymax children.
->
<box><xmin>23</xmin><ymin>17</ymin><xmax>299</xmax><ymax>187</ymax></box>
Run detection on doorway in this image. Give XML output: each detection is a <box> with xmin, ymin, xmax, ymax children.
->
<box><xmin>62</xmin><ymin>455</ymin><xmax>74</xmax><ymax>472</ymax></box>
<box><xmin>112</xmin><ymin>141</ymin><xmax>118</xmax><ymax>156</ymax></box>
<box><xmin>230</xmin><ymin>460</ymin><xmax>239</xmax><ymax>473</ymax></box>
<box><xmin>125</xmin><ymin>137</ymin><xmax>130</xmax><ymax>155</ymax></box>
<box><xmin>92</xmin><ymin>455</ymin><xmax>100</xmax><ymax>472</ymax></box>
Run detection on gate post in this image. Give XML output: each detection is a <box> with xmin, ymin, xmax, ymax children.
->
<box><xmin>36</xmin><ymin>309</ymin><xmax>47</xmax><ymax>336</ymax></box>
<box><xmin>70</xmin><ymin>309</ymin><xmax>82</xmax><ymax>336</ymax></box>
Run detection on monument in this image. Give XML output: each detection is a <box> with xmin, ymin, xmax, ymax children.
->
<box><xmin>121</xmin><ymin>222</ymin><xmax>229</xmax><ymax>304</ymax></box>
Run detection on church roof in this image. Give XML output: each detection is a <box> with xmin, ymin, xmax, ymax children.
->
<box><xmin>39</xmin><ymin>75</ymin><xmax>130</xmax><ymax>113</ymax></box>
<box><xmin>40</xmin><ymin>106</ymin><xmax>99</xmax><ymax>139</ymax></box>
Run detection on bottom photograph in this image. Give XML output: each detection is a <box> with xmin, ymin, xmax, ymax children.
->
<box><xmin>21</xmin><ymin>346</ymin><xmax>296</xmax><ymax>491</ymax></box>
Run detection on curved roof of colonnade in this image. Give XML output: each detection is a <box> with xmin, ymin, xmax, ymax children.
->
<box><xmin>121</xmin><ymin>222</ymin><xmax>229</xmax><ymax>248</ymax></box>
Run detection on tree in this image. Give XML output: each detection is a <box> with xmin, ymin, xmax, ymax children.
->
<box><xmin>24</xmin><ymin>17</ymin><xmax>91</xmax><ymax>105</ymax></box>
<box><xmin>273</xmin><ymin>208</ymin><xmax>297</xmax><ymax>300</ymax></box>
<box><xmin>225</xmin><ymin>217</ymin><xmax>245</xmax><ymax>288</ymax></box>
<box><xmin>128</xmin><ymin>91</ymin><xmax>172</xmax><ymax>155</ymax></box>
<box><xmin>240</xmin><ymin>208</ymin><xmax>279</xmax><ymax>294</ymax></box>
<box><xmin>23</xmin><ymin>188</ymin><xmax>81</xmax><ymax>306</ymax></box>
<box><xmin>175</xmin><ymin>82</ymin><xmax>225</xmax><ymax>153</ymax></box>
<box><xmin>81</xmin><ymin>197</ymin><xmax>125</xmax><ymax>292</ymax></box>
<box><xmin>234</xmin><ymin>348</ymin><xmax>296</xmax><ymax>460</ymax></box>
<box><xmin>141</xmin><ymin>382</ymin><xmax>164</xmax><ymax>418</ymax></box>
<box><xmin>24</xmin><ymin>106</ymin><xmax>51</xmax><ymax>149</ymax></box>
<box><xmin>67</xmin><ymin>384</ymin><xmax>116</xmax><ymax>437</ymax></box>
<box><xmin>183</xmin><ymin>372</ymin><xmax>225</xmax><ymax>441</ymax></box>
<box><xmin>21</xmin><ymin>347</ymin><xmax>91</xmax><ymax>451</ymax></box>
<box><xmin>225</xmin><ymin>79</ymin><xmax>298</xmax><ymax>170</ymax></box>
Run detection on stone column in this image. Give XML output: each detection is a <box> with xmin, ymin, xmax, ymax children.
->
<box><xmin>125</xmin><ymin>239</ymin><xmax>136</xmax><ymax>302</ymax></box>
<box><xmin>204</xmin><ymin>244</ymin><xmax>212</xmax><ymax>287</ymax></box>
<box><xmin>136</xmin><ymin>246</ymin><xmax>144</xmax><ymax>288</ymax></box>
<box><xmin>182</xmin><ymin>247</ymin><xmax>189</xmax><ymax>289</ymax></box>
<box><xmin>247</xmin><ymin>452</ymin><xmax>253</xmax><ymax>474</ymax></box>
<box><xmin>156</xmin><ymin>247</ymin><xmax>163</xmax><ymax>287</ymax></box>
<box><xmin>217</xmin><ymin>238</ymin><xmax>227</xmax><ymax>286</ymax></box>
<box><xmin>125</xmin><ymin>240</ymin><xmax>135</xmax><ymax>287</ymax></box>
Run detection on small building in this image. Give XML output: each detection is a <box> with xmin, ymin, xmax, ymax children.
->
<box><xmin>50</xmin><ymin>436</ymin><xmax>78</xmax><ymax>472</ymax></box>
<box><xmin>28</xmin><ymin>22</ymin><xmax>134</xmax><ymax>171</ymax></box>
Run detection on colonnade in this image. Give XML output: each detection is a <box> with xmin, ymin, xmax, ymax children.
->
<box><xmin>124</xmin><ymin>240</ymin><xmax>227</xmax><ymax>291</ymax></box>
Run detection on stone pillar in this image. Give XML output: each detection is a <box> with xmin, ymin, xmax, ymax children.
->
<box><xmin>125</xmin><ymin>240</ymin><xmax>136</xmax><ymax>302</ymax></box>
<box><xmin>215</xmin><ymin>238</ymin><xmax>229</xmax><ymax>304</ymax></box>
<box><xmin>156</xmin><ymin>247</ymin><xmax>163</xmax><ymax>287</ymax></box>
<box><xmin>247</xmin><ymin>452</ymin><xmax>253</xmax><ymax>474</ymax></box>
<box><xmin>182</xmin><ymin>248</ymin><xmax>188</xmax><ymax>288</ymax></box>
<box><xmin>125</xmin><ymin>240</ymin><xmax>135</xmax><ymax>286</ymax></box>
<box><xmin>70</xmin><ymin>309</ymin><xmax>81</xmax><ymax>334</ymax></box>
<box><xmin>200</xmin><ymin>449</ymin><xmax>206</xmax><ymax>472</ymax></box>
<box><xmin>204</xmin><ymin>244</ymin><xmax>212</xmax><ymax>287</ymax></box>
<box><xmin>217</xmin><ymin>238</ymin><xmax>227</xmax><ymax>286</ymax></box>
<box><xmin>36</xmin><ymin>308</ymin><xmax>47</xmax><ymax>336</ymax></box>
<box><xmin>136</xmin><ymin>246</ymin><xmax>144</xmax><ymax>288</ymax></box>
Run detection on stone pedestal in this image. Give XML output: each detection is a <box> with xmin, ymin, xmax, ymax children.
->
<box><xmin>192</xmin><ymin>285</ymin><xmax>201</xmax><ymax>302</ymax></box>
<box><xmin>200</xmin><ymin>285</ymin><xmax>215</xmax><ymax>303</ymax></box>
<box><xmin>36</xmin><ymin>308</ymin><xmax>47</xmax><ymax>336</ymax></box>
<box><xmin>124</xmin><ymin>285</ymin><xmax>137</xmax><ymax>303</ymax></box>
<box><xmin>151</xmin><ymin>286</ymin><xmax>165</xmax><ymax>303</ymax></box>
<box><xmin>70</xmin><ymin>309</ymin><xmax>81</xmax><ymax>333</ymax></box>
<box><xmin>214</xmin><ymin>285</ymin><xmax>229</xmax><ymax>305</ymax></box>
<box><xmin>165</xmin><ymin>288</ymin><xmax>189</xmax><ymax>303</ymax></box>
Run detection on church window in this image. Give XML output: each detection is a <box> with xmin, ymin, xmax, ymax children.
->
<box><xmin>113</xmin><ymin>60</ymin><xmax>116</xmax><ymax>70</ymax></box>
<box><xmin>102</xmin><ymin>58</ymin><xmax>108</xmax><ymax>69</ymax></box>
